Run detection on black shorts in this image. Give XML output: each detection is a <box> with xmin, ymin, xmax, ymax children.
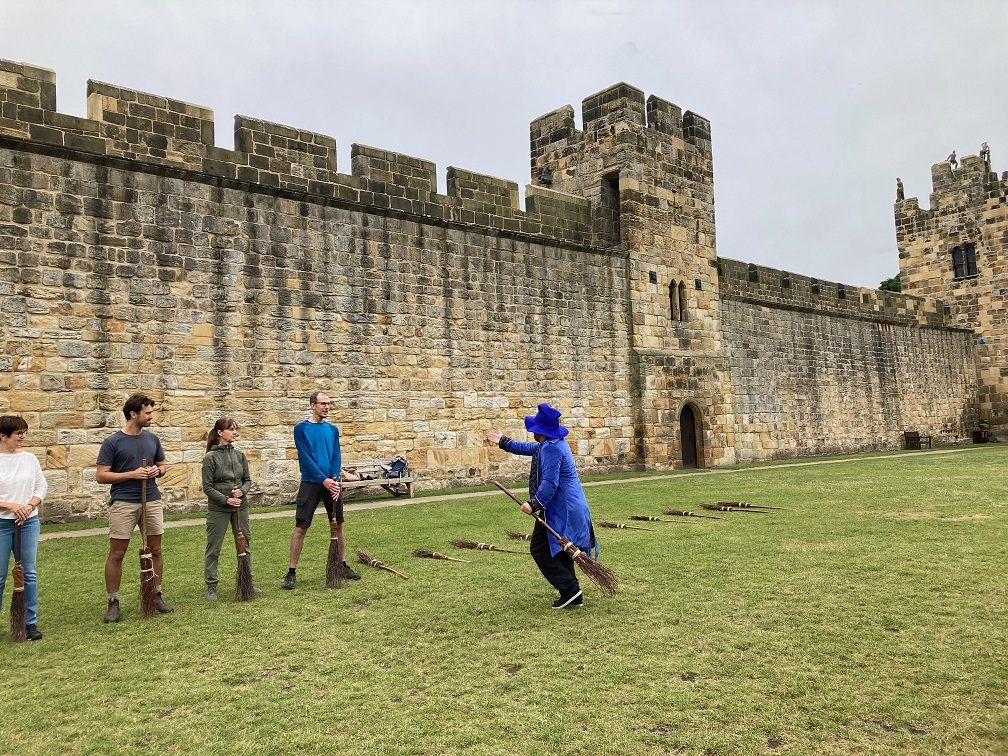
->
<box><xmin>294</xmin><ymin>482</ymin><xmax>344</xmax><ymax>528</ymax></box>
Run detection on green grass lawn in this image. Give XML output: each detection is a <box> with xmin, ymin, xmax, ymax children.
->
<box><xmin>4</xmin><ymin>447</ymin><xmax>1006</xmax><ymax>755</ymax></box>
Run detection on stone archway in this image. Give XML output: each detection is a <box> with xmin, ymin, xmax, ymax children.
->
<box><xmin>679</xmin><ymin>403</ymin><xmax>704</xmax><ymax>468</ymax></box>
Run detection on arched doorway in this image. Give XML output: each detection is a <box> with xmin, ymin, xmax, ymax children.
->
<box><xmin>679</xmin><ymin>403</ymin><xmax>703</xmax><ymax>468</ymax></box>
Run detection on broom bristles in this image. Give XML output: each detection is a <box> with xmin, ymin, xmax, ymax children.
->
<box><xmin>506</xmin><ymin>530</ymin><xmax>531</xmax><ymax>541</ymax></box>
<box><xmin>450</xmin><ymin>538</ymin><xmax>520</xmax><ymax>554</ymax></box>
<box><xmin>325</xmin><ymin>536</ymin><xmax>344</xmax><ymax>589</ymax></box>
<box><xmin>555</xmin><ymin>534</ymin><xmax>618</xmax><ymax>596</ymax></box>
<box><xmin>234</xmin><ymin>528</ymin><xmax>255</xmax><ymax>600</ymax></box>
<box><xmin>413</xmin><ymin>549</ymin><xmax>470</xmax><ymax>563</ymax></box>
<box><xmin>10</xmin><ymin>563</ymin><xmax>26</xmax><ymax>643</ymax></box>
<box><xmin>138</xmin><ymin>548</ymin><xmax>158</xmax><ymax>619</ymax></box>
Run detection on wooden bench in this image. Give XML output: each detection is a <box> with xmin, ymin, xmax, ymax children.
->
<box><xmin>340</xmin><ymin>459</ymin><xmax>415</xmax><ymax>499</ymax></box>
<box><xmin>903</xmin><ymin>431</ymin><xmax>933</xmax><ymax>450</ymax></box>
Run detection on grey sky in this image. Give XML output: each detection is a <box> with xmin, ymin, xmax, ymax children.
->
<box><xmin>5</xmin><ymin>0</ymin><xmax>1006</xmax><ymax>288</ymax></box>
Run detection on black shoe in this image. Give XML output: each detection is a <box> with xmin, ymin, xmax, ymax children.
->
<box><xmin>282</xmin><ymin>572</ymin><xmax>296</xmax><ymax>590</ymax></box>
<box><xmin>341</xmin><ymin>562</ymin><xmax>361</xmax><ymax>581</ymax></box>
<box><xmin>103</xmin><ymin>598</ymin><xmax>120</xmax><ymax>624</ymax></box>
<box><xmin>26</xmin><ymin>623</ymin><xmax>43</xmax><ymax>641</ymax></box>
<box><xmin>154</xmin><ymin>594</ymin><xmax>174</xmax><ymax>614</ymax></box>
<box><xmin>552</xmin><ymin>589</ymin><xmax>583</xmax><ymax>609</ymax></box>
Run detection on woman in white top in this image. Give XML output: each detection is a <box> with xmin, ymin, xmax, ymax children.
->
<box><xmin>0</xmin><ymin>415</ymin><xmax>47</xmax><ymax>641</ymax></box>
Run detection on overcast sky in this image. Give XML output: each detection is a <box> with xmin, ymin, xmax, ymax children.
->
<box><xmin>5</xmin><ymin>0</ymin><xmax>1006</xmax><ymax>288</ymax></box>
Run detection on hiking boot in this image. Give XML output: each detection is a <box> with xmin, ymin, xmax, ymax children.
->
<box><xmin>103</xmin><ymin>598</ymin><xmax>120</xmax><ymax>624</ymax></box>
<box><xmin>341</xmin><ymin>562</ymin><xmax>361</xmax><ymax>581</ymax></box>
<box><xmin>282</xmin><ymin>572</ymin><xmax>296</xmax><ymax>590</ymax></box>
<box><xmin>552</xmin><ymin>589</ymin><xmax>583</xmax><ymax>609</ymax></box>
<box><xmin>26</xmin><ymin>623</ymin><xmax>43</xmax><ymax>641</ymax></box>
<box><xmin>206</xmin><ymin>588</ymin><xmax>218</xmax><ymax>602</ymax></box>
<box><xmin>154</xmin><ymin>594</ymin><xmax>174</xmax><ymax>614</ymax></box>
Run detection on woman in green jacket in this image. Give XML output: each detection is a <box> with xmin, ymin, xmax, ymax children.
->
<box><xmin>201</xmin><ymin>418</ymin><xmax>257</xmax><ymax>600</ymax></box>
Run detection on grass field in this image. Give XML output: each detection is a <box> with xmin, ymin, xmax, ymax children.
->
<box><xmin>3</xmin><ymin>446</ymin><xmax>1006</xmax><ymax>755</ymax></box>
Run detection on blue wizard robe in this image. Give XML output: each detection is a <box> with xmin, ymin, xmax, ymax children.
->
<box><xmin>500</xmin><ymin>436</ymin><xmax>596</xmax><ymax>557</ymax></box>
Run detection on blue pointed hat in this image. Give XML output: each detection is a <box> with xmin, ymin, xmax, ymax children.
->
<box><xmin>524</xmin><ymin>402</ymin><xmax>569</xmax><ymax>439</ymax></box>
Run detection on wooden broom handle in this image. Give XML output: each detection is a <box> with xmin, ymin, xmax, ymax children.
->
<box><xmin>491</xmin><ymin>481</ymin><xmax>565</xmax><ymax>543</ymax></box>
<box><xmin>139</xmin><ymin>457</ymin><xmax>148</xmax><ymax>547</ymax></box>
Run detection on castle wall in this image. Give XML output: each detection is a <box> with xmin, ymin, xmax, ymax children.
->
<box><xmin>0</xmin><ymin>60</ymin><xmax>638</xmax><ymax>521</ymax></box>
<box><xmin>718</xmin><ymin>258</ymin><xmax>977</xmax><ymax>459</ymax></box>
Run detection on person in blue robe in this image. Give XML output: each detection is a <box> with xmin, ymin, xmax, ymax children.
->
<box><xmin>487</xmin><ymin>403</ymin><xmax>596</xmax><ymax>608</ymax></box>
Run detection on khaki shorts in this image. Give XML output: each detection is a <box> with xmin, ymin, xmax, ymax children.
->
<box><xmin>108</xmin><ymin>499</ymin><xmax>165</xmax><ymax>541</ymax></box>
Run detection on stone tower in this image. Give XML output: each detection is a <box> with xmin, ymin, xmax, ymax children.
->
<box><xmin>530</xmin><ymin>83</ymin><xmax>733</xmax><ymax>467</ymax></box>
<box><xmin>896</xmin><ymin>150</ymin><xmax>1008</xmax><ymax>433</ymax></box>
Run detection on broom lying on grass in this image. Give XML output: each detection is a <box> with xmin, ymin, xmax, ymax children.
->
<box><xmin>232</xmin><ymin>505</ymin><xmax>255</xmax><ymax>601</ymax></box>
<box><xmin>630</xmin><ymin>515</ymin><xmax>694</xmax><ymax>524</ymax></box>
<box><xmin>597</xmin><ymin>520</ymin><xmax>656</xmax><ymax>532</ymax></box>
<box><xmin>9</xmin><ymin>523</ymin><xmax>26</xmax><ymax>643</ymax></box>
<box><xmin>355</xmin><ymin>548</ymin><xmax>409</xmax><ymax>580</ymax></box>
<box><xmin>505</xmin><ymin>530</ymin><xmax>531</xmax><ymax>541</ymax></box>
<box><xmin>138</xmin><ymin>458</ymin><xmax>158</xmax><ymax>619</ymax></box>
<box><xmin>413</xmin><ymin>549</ymin><xmax>470</xmax><ymax>563</ymax></box>
<box><xmin>492</xmin><ymin>481</ymin><xmax>619</xmax><ymax>596</ymax></box>
<box><xmin>701</xmin><ymin>503</ymin><xmax>766</xmax><ymax>514</ymax></box>
<box><xmin>325</xmin><ymin>516</ymin><xmax>344</xmax><ymax>589</ymax></box>
<box><xmin>716</xmin><ymin>501</ymin><xmax>783</xmax><ymax>510</ymax></box>
<box><xmin>451</xmin><ymin>539</ymin><xmax>522</xmax><ymax>554</ymax></box>
<box><xmin>663</xmin><ymin>509</ymin><xmax>723</xmax><ymax>520</ymax></box>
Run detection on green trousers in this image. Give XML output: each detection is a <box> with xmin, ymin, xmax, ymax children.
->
<box><xmin>204</xmin><ymin>505</ymin><xmax>252</xmax><ymax>589</ymax></box>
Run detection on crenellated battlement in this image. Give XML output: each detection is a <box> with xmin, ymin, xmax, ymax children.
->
<box><xmin>895</xmin><ymin>153</ymin><xmax>1007</xmax><ymax>245</ymax></box>
<box><xmin>718</xmin><ymin>258</ymin><xmax>959</xmax><ymax>330</ymax></box>
<box><xmin>0</xmin><ymin>57</ymin><xmax>591</xmax><ymax>244</ymax></box>
<box><xmin>529</xmin><ymin>82</ymin><xmax>712</xmax><ymax>176</ymax></box>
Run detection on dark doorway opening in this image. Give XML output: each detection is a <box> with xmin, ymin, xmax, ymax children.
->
<box><xmin>679</xmin><ymin>404</ymin><xmax>702</xmax><ymax>468</ymax></box>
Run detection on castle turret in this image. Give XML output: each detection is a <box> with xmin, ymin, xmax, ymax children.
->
<box><xmin>897</xmin><ymin>150</ymin><xmax>1008</xmax><ymax>431</ymax></box>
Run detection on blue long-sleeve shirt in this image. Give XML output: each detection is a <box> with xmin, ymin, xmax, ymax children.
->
<box><xmin>499</xmin><ymin>436</ymin><xmax>596</xmax><ymax>557</ymax></box>
<box><xmin>294</xmin><ymin>420</ymin><xmax>341</xmax><ymax>483</ymax></box>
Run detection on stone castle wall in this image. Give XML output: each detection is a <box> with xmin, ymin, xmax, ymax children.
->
<box><xmin>0</xmin><ymin>57</ymin><xmax>985</xmax><ymax>520</ymax></box>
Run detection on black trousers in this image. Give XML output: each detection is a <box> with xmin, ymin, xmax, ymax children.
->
<box><xmin>529</xmin><ymin>519</ymin><xmax>580</xmax><ymax>597</ymax></box>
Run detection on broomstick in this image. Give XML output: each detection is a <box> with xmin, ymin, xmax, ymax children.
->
<box><xmin>450</xmin><ymin>538</ymin><xmax>522</xmax><ymax>554</ymax></box>
<box><xmin>716</xmin><ymin>501</ymin><xmax>784</xmax><ymax>511</ymax></box>
<box><xmin>506</xmin><ymin>530</ymin><xmax>531</xmax><ymax>541</ymax></box>
<box><xmin>138</xmin><ymin>458</ymin><xmax>158</xmax><ymax>619</ymax></box>
<box><xmin>630</xmin><ymin>515</ymin><xmax>694</xmax><ymax>524</ymax></box>
<box><xmin>664</xmin><ymin>509</ymin><xmax>724</xmax><ymax>521</ymax></box>
<box><xmin>413</xmin><ymin>549</ymin><xmax>470</xmax><ymax>563</ymax></box>
<box><xmin>701</xmin><ymin>503</ymin><xmax>766</xmax><ymax>514</ymax></box>
<box><xmin>232</xmin><ymin>496</ymin><xmax>255</xmax><ymax>600</ymax></box>
<box><xmin>492</xmin><ymin>481</ymin><xmax>619</xmax><ymax>596</ymax></box>
<box><xmin>355</xmin><ymin>548</ymin><xmax>409</xmax><ymax>580</ymax></box>
<box><xmin>9</xmin><ymin>523</ymin><xmax>26</xmax><ymax>642</ymax></box>
<box><xmin>597</xmin><ymin>520</ymin><xmax>656</xmax><ymax>531</ymax></box>
<box><xmin>325</xmin><ymin>516</ymin><xmax>344</xmax><ymax>589</ymax></box>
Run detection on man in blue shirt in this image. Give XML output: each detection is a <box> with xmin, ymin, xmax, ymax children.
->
<box><xmin>282</xmin><ymin>391</ymin><xmax>360</xmax><ymax>589</ymax></box>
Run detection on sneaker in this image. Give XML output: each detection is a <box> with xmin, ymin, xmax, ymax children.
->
<box><xmin>103</xmin><ymin>598</ymin><xmax>120</xmax><ymax>624</ymax></box>
<box><xmin>341</xmin><ymin>562</ymin><xmax>361</xmax><ymax>581</ymax></box>
<box><xmin>282</xmin><ymin>572</ymin><xmax>296</xmax><ymax>590</ymax></box>
<box><xmin>552</xmin><ymin>589</ymin><xmax>584</xmax><ymax>609</ymax></box>
<box><xmin>252</xmin><ymin>586</ymin><xmax>262</xmax><ymax>596</ymax></box>
<box><xmin>206</xmin><ymin>588</ymin><xmax>218</xmax><ymax>602</ymax></box>
<box><xmin>154</xmin><ymin>594</ymin><xmax>174</xmax><ymax>614</ymax></box>
<box><xmin>26</xmin><ymin>623</ymin><xmax>43</xmax><ymax>641</ymax></box>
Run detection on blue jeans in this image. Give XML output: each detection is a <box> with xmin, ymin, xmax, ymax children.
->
<box><xmin>0</xmin><ymin>516</ymin><xmax>40</xmax><ymax>625</ymax></box>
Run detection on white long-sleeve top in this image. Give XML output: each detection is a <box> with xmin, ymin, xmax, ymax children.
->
<box><xmin>0</xmin><ymin>451</ymin><xmax>47</xmax><ymax>520</ymax></box>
